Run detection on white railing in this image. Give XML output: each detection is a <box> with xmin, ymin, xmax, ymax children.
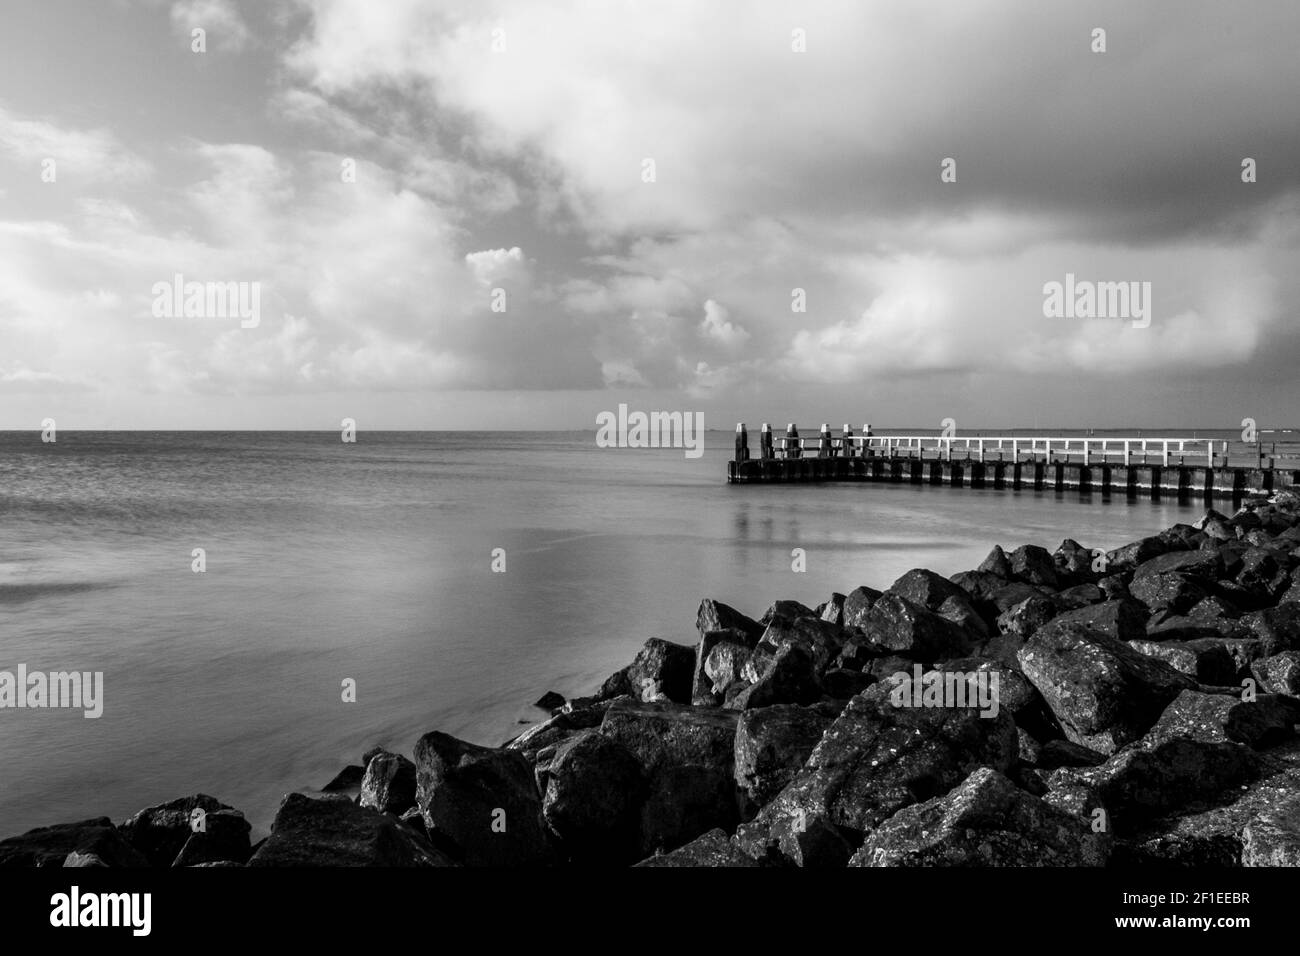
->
<box><xmin>774</xmin><ymin>434</ymin><xmax>1225</xmax><ymax>467</ymax></box>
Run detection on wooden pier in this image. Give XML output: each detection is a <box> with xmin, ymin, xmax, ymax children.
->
<box><xmin>727</xmin><ymin>423</ymin><xmax>1300</xmax><ymax>501</ymax></box>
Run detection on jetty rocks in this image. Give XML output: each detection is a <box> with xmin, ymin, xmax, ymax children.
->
<box><xmin>8</xmin><ymin>493</ymin><xmax>1300</xmax><ymax>867</ymax></box>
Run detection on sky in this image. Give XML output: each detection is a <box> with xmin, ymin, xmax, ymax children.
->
<box><xmin>0</xmin><ymin>0</ymin><xmax>1298</xmax><ymax>430</ymax></box>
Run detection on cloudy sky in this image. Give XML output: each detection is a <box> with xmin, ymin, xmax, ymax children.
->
<box><xmin>1</xmin><ymin>0</ymin><xmax>1298</xmax><ymax>429</ymax></box>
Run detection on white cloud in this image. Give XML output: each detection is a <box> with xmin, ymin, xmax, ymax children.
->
<box><xmin>170</xmin><ymin>0</ymin><xmax>252</xmax><ymax>52</ymax></box>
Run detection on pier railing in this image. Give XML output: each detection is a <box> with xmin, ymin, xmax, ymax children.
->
<box><xmin>732</xmin><ymin>423</ymin><xmax>1300</xmax><ymax>470</ymax></box>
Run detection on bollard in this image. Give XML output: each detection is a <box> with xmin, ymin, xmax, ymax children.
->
<box><xmin>819</xmin><ymin>423</ymin><xmax>833</xmax><ymax>459</ymax></box>
<box><xmin>734</xmin><ymin>423</ymin><xmax>750</xmax><ymax>463</ymax></box>
<box><xmin>786</xmin><ymin>423</ymin><xmax>801</xmax><ymax>460</ymax></box>
<box><xmin>760</xmin><ymin>423</ymin><xmax>774</xmax><ymax>460</ymax></box>
<box><xmin>842</xmin><ymin>424</ymin><xmax>854</xmax><ymax>459</ymax></box>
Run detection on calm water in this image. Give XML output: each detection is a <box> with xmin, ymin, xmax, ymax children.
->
<box><xmin>0</xmin><ymin>430</ymin><xmax>1213</xmax><ymax>834</ymax></box>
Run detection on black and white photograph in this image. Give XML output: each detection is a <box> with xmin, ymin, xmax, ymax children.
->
<box><xmin>1</xmin><ymin>0</ymin><xmax>1297</xmax><ymax>939</ymax></box>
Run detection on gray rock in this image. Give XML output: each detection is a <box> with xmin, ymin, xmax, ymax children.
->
<box><xmin>634</xmin><ymin>829</ymin><xmax>759</xmax><ymax>867</ymax></box>
<box><xmin>119</xmin><ymin>794</ymin><xmax>240</xmax><ymax>867</ymax></box>
<box><xmin>248</xmin><ymin>793</ymin><xmax>454</xmax><ymax>867</ymax></box>
<box><xmin>696</xmin><ymin>599</ymin><xmax>763</xmax><ymax>644</ymax></box>
<box><xmin>727</xmin><ymin>644</ymin><xmax>821</xmax><ymax>710</ymax></box>
<box><xmin>171</xmin><ymin>809</ymin><xmax>252</xmax><ymax>866</ymax></box>
<box><xmin>1252</xmin><ymin>651</ymin><xmax>1300</xmax><ymax>695</ymax></box>
<box><xmin>1242</xmin><ymin>794</ymin><xmax>1300</xmax><ymax>866</ymax></box>
<box><xmin>692</xmin><ymin>628</ymin><xmax>749</xmax><ymax>705</ymax></box>
<box><xmin>627</xmin><ymin>637</ymin><xmax>696</xmax><ymax>703</ymax></box>
<box><xmin>851</xmin><ymin>768</ymin><xmax>1108</xmax><ymax>866</ymax></box>
<box><xmin>841</xmin><ymin>586</ymin><xmax>883</xmax><ymax>628</ymax></box>
<box><xmin>359</xmin><ymin>750</ymin><xmax>418</xmax><ymax>816</ymax></box>
<box><xmin>1017</xmin><ymin>621</ymin><xmax>1196</xmax><ymax>754</ymax></box>
<box><xmin>734</xmin><ymin>703</ymin><xmax>840</xmax><ymax>813</ymax></box>
<box><xmin>541</xmin><ymin>732</ymin><xmax>645</xmax><ymax>864</ymax></box>
<box><xmin>414</xmin><ymin>731</ymin><xmax>552</xmax><ymax>866</ymax></box>
<box><xmin>862</xmin><ymin>593</ymin><xmax>976</xmax><ymax>662</ymax></box>
<box><xmin>1150</xmin><ymin>689</ymin><xmax>1300</xmax><ymax>750</ymax></box>
<box><xmin>1128</xmin><ymin>639</ymin><xmax>1238</xmax><ymax>684</ymax></box>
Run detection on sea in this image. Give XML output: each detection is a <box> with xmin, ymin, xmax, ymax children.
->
<box><xmin>0</xmin><ymin>428</ymin><xmax>1241</xmax><ymax>835</ymax></box>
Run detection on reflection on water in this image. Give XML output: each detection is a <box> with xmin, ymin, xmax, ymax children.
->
<box><xmin>0</xmin><ymin>430</ymin><xmax>1203</xmax><ymax>833</ymax></box>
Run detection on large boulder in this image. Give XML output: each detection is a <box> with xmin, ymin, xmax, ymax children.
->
<box><xmin>733</xmin><ymin>682</ymin><xmax>1018</xmax><ymax>867</ymax></box>
<box><xmin>840</xmin><ymin>586</ymin><xmax>883</xmax><ymax>628</ymax></box>
<box><xmin>248</xmin><ymin>793</ymin><xmax>452</xmax><ymax>866</ymax></box>
<box><xmin>0</xmin><ymin>818</ymin><xmax>147</xmax><ymax>868</ymax></box>
<box><xmin>540</xmin><ymin>732</ymin><xmax>645</xmax><ymax>864</ymax></box>
<box><xmin>1127</xmin><ymin>638</ymin><xmax>1238</xmax><ymax>684</ymax></box>
<box><xmin>1045</xmin><ymin>599</ymin><xmax>1148</xmax><ymax>644</ymax></box>
<box><xmin>1133</xmin><ymin>548</ymin><xmax>1222</xmax><ymax>582</ymax></box>
<box><xmin>1009</xmin><ymin>545</ymin><xmax>1059</xmax><ymax>589</ymax></box>
<box><xmin>599</xmin><ymin>700</ymin><xmax>740</xmax><ymax>855</ymax></box>
<box><xmin>747</xmin><ymin>616</ymin><xmax>844</xmax><ymax>676</ymax></box>
<box><xmin>1149</xmin><ymin>689</ymin><xmax>1300</xmax><ymax>750</ymax></box>
<box><xmin>1242</xmin><ymin>795</ymin><xmax>1300</xmax><ymax>866</ymax></box>
<box><xmin>635</xmin><ymin>829</ymin><xmax>759</xmax><ymax>867</ymax></box>
<box><xmin>1106</xmin><ymin>535</ymin><xmax>1170</xmax><ymax>573</ymax></box>
<box><xmin>696</xmin><ymin>599</ymin><xmax>763</xmax><ymax>644</ymax></box>
<box><xmin>861</xmin><ymin>593</ymin><xmax>976</xmax><ymax>662</ymax></box>
<box><xmin>1017</xmin><ymin>621</ymin><xmax>1196</xmax><ymax>754</ymax></box>
<box><xmin>1129</xmin><ymin>572</ymin><xmax>1209</xmax><ymax>615</ymax></box>
<box><xmin>627</xmin><ymin>638</ymin><xmax>696</xmax><ymax>703</ymax></box>
<box><xmin>172</xmin><ymin>809</ymin><xmax>253</xmax><ymax>866</ymax></box>
<box><xmin>414</xmin><ymin>731</ymin><xmax>552</xmax><ymax>866</ymax></box>
<box><xmin>1251</xmin><ymin>651</ymin><xmax>1300</xmax><ymax>695</ymax></box>
<box><xmin>119</xmin><ymin>794</ymin><xmax>241</xmax><ymax>867</ymax></box>
<box><xmin>692</xmin><ymin>628</ymin><xmax>749</xmax><ymax>705</ymax></box>
<box><xmin>726</xmin><ymin>644</ymin><xmax>821</xmax><ymax>710</ymax></box>
<box><xmin>888</xmin><ymin>569</ymin><xmax>988</xmax><ymax>637</ymax></box>
<box><xmin>359</xmin><ymin>751</ymin><xmax>417</xmax><ymax>816</ymax></box>
<box><xmin>703</xmin><ymin>641</ymin><xmax>750</xmax><ymax>701</ymax></box>
<box><xmin>851</xmin><ymin>768</ymin><xmax>1108</xmax><ymax>866</ymax></box>
<box><xmin>734</xmin><ymin>703</ymin><xmax>840</xmax><ymax>814</ymax></box>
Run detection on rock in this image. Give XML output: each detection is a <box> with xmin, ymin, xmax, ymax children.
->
<box><xmin>840</xmin><ymin>586</ymin><xmax>883</xmax><ymax>628</ymax></box>
<box><xmin>950</xmin><ymin>570</ymin><xmax>1010</xmax><ymax>613</ymax></box>
<box><xmin>748</xmin><ymin>616</ymin><xmax>844</xmax><ymax>676</ymax></box>
<box><xmin>1017</xmin><ymin>621</ymin><xmax>1196</xmax><ymax>754</ymax></box>
<box><xmin>359</xmin><ymin>750</ymin><xmax>418</xmax><ymax>816</ymax></box>
<box><xmin>635</xmin><ymin>829</ymin><xmax>759</xmax><ymax>867</ymax></box>
<box><xmin>996</xmin><ymin>594</ymin><xmax>1059</xmax><ymax>638</ymax></box>
<box><xmin>62</xmin><ymin>852</ymin><xmax>108</xmax><ymax>867</ymax></box>
<box><xmin>119</xmin><ymin>795</ymin><xmax>240</xmax><ymax>867</ymax></box>
<box><xmin>1057</xmin><ymin>583</ymin><xmax>1105</xmax><ymax>610</ymax></box>
<box><xmin>1237</xmin><ymin>604</ymin><xmax>1300</xmax><ymax>656</ymax></box>
<box><xmin>977</xmin><ymin>545</ymin><xmax>1013</xmax><ymax>577</ymax></box>
<box><xmin>1046</xmin><ymin>734</ymin><xmax>1259</xmax><ymax>833</ymax></box>
<box><xmin>1242</xmin><ymin>795</ymin><xmax>1300</xmax><ymax>866</ymax></box>
<box><xmin>990</xmin><ymin>581</ymin><xmax>1046</xmax><ymax>614</ymax></box>
<box><xmin>734</xmin><ymin>682</ymin><xmax>1017</xmax><ymax>867</ymax></box>
<box><xmin>1133</xmin><ymin>549</ymin><xmax>1222</xmax><ymax>582</ymax></box>
<box><xmin>1252</xmin><ymin>651</ymin><xmax>1300</xmax><ymax>695</ymax></box>
<box><xmin>1097</xmin><ymin>574</ymin><xmax>1131</xmax><ymax>601</ymax></box>
<box><xmin>1048</xmin><ymin>599</ymin><xmax>1148</xmax><ymax>644</ymax></box>
<box><xmin>599</xmin><ymin>700</ymin><xmax>741</xmax><ymax>855</ymax></box>
<box><xmin>1038</xmin><ymin>739</ymin><xmax>1108</xmax><ymax>771</ymax></box>
<box><xmin>414</xmin><ymin>731</ymin><xmax>552</xmax><ymax>866</ymax></box>
<box><xmin>1105</xmin><ymin>535</ymin><xmax>1170</xmax><ymax>572</ymax></box>
<box><xmin>541</xmin><ymin>732</ymin><xmax>645</xmax><ymax>864</ymax></box>
<box><xmin>1054</xmin><ymin>539</ymin><xmax>1097</xmax><ymax>586</ymax></box>
<box><xmin>1129</xmin><ymin>572</ymin><xmax>1209</xmax><ymax>615</ymax></box>
<box><xmin>734</xmin><ymin>703</ymin><xmax>840</xmax><ymax>814</ymax></box>
<box><xmin>1150</xmin><ymin>689</ymin><xmax>1300</xmax><ymax>750</ymax></box>
<box><xmin>833</xmin><ymin>640</ymin><xmax>875</xmax><ymax>671</ymax></box>
<box><xmin>820</xmin><ymin>592</ymin><xmax>846</xmax><ymax>626</ymax></box>
<box><xmin>505</xmin><ymin>697</ymin><xmax>617</xmax><ymax>755</ymax></box>
<box><xmin>703</xmin><ymin>640</ymin><xmax>751</xmax><ymax>700</ymax></box>
<box><xmin>732</xmin><ymin>642</ymin><xmax>821</xmax><ymax>711</ymax></box>
<box><xmin>320</xmin><ymin>765</ymin><xmax>365</xmax><ymax>793</ymax></box>
<box><xmin>759</xmin><ymin>600</ymin><xmax>817</xmax><ymax>627</ymax></box>
<box><xmin>627</xmin><ymin>637</ymin><xmax>696</xmax><ymax>703</ymax></box>
<box><xmin>171</xmin><ymin>809</ymin><xmax>252</xmax><ymax>866</ymax></box>
<box><xmin>1009</xmin><ymin>545</ymin><xmax>1059</xmax><ymax>589</ymax></box>
<box><xmin>696</xmin><ymin>599</ymin><xmax>763</xmax><ymax>644</ymax></box>
<box><xmin>851</xmin><ymin>768</ymin><xmax>1108</xmax><ymax>866</ymax></box>
<box><xmin>1128</xmin><ymin>639</ymin><xmax>1238</xmax><ymax>684</ymax></box>
<box><xmin>535</xmin><ymin>691</ymin><xmax>565</xmax><ymax>711</ymax></box>
<box><xmin>692</xmin><ymin>628</ymin><xmax>749</xmax><ymax>705</ymax></box>
<box><xmin>595</xmin><ymin>666</ymin><xmax>632</xmax><ymax>701</ymax></box>
<box><xmin>862</xmin><ymin>593</ymin><xmax>976</xmax><ymax>662</ymax></box>
<box><xmin>1188</xmin><ymin>595</ymin><xmax>1241</xmax><ymax>621</ymax></box>
<box><xmin>248</xmin><ymin>793</ymin><xmax>454</xmax><ymax>867</ymax></box>
<box><xmin>822</xmin><ymin>667</ymin><xmax>875</xmax><ymax>699</ymax></box>
<box><xmin>889</xmin><ymin>568</ymin><xmax>987</xmax><ymax>635</ymax></box>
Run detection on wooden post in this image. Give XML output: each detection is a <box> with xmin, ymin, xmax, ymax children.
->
<box><xmin>734</xmin><ymin>423</ymin><xmax>750</xmax><ymax>462</ymax></box>
<box><xmin>842</xmin><ymin>424</ymin><xmax>854</xmax><ymax>458</ymax></box>
<box><xmin>1082</xmin><ymin>441</ymin><xmax>1089</xmax><ymax>467</ymax></box>
<box><xmin>978</xmin><ymin>438</ymin><xmax>984</xmax><ymax>463</ymax></box>
<box><xmin>1124</xmin><ymin>440</ymin><xmax>1130</xmax><ymax>466</ymax></box>
<box><xmin>786</xmin><ymin>423</ymin><xmax>801</xmax><ymax>460</ymax></box>
<box><xmin>1162</xmin><ymin>440</ymin><xmax>1170</xmax><ymax>468</ymax></box>
<box><xmin>760</xmin><ymin>423</ymin><xmax>774</xmax><ymax>460</ymax></box>
<box><xmin>818</xmin><ymin>423</ymin><xmax>833</xmax><ymax>458</ymax></box>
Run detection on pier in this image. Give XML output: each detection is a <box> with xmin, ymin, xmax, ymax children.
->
<box><xmin>727</xmin><ymin>423</ymin><xmax>1300</xmax><ymax>500</ymax></box>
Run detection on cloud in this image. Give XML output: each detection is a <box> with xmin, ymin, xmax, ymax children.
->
<box><xmin>170</xmin><ymin>0</ymin><xmax>252</xmax><ymax>52</ymax></box>
<box><xmin>699</xmin><ymin>299</ymin><xmax>749</xmax><ymax>349</ymax></box>
<box><xmin>0</xmin><ymin>104</ymin><xmax>151</xmax><ymax>184</ymax></box>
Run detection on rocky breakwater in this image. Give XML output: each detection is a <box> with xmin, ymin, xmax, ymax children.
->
<box><xmin>8</xmin><ymin>491</ymin><xmax>1300</xmax><ymax>867</ymax></box>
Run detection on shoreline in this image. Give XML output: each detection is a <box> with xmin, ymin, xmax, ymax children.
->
<box><xmin>5</xmin><ymin>491</ymin><xmax>1300</xmax><ymax>867</ymax></box>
